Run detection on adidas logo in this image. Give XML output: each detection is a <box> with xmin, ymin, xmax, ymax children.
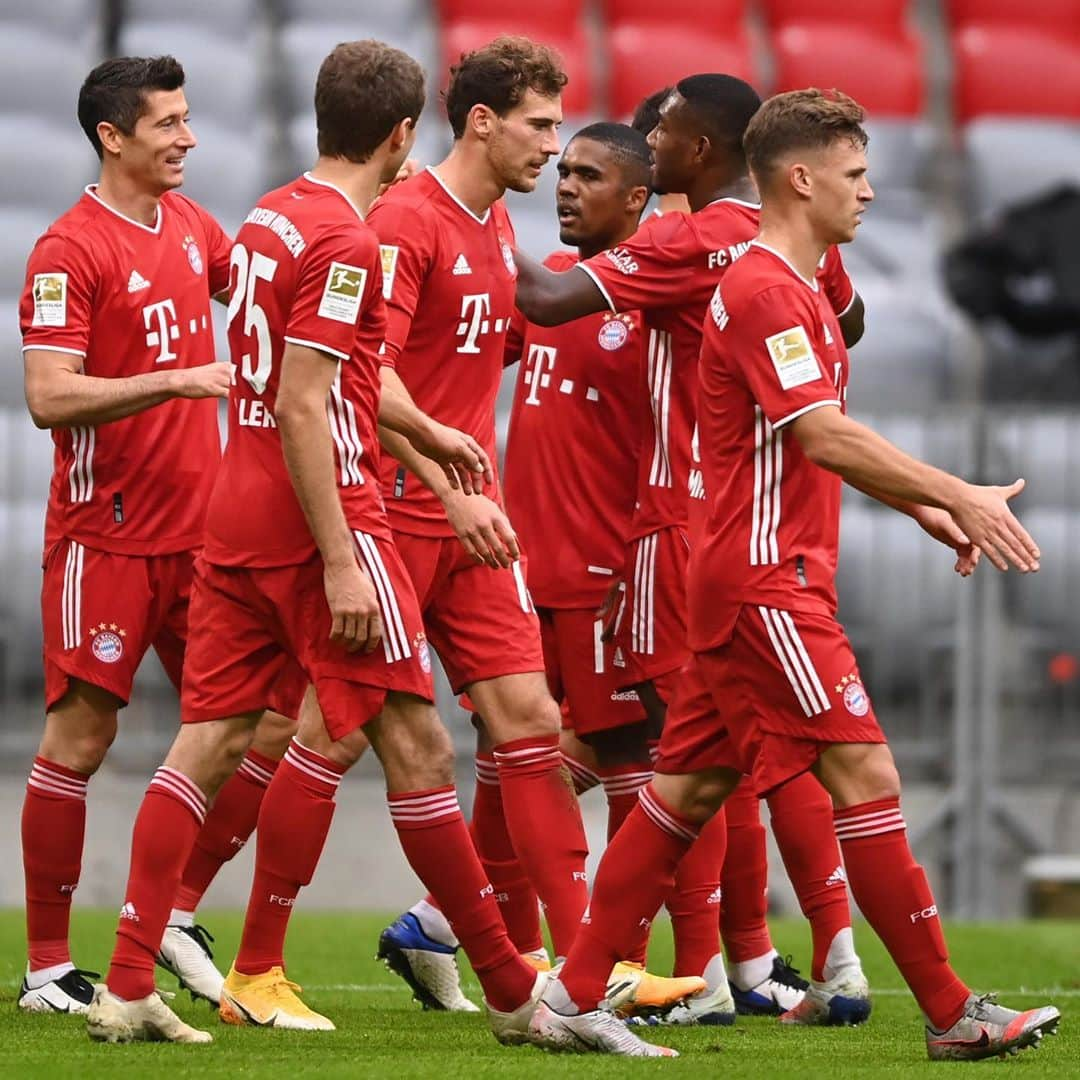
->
<box><xmin>452</xmin><ymin>253</ymin><xmax>472</xmax><ymax>276</ymax></box>
<box><xmin>119</xmin><ymin>901</ymin><xmax>139</xmax><ymax>922</ymax></box>
<box><xmin>706</xmin><ymin>886</ymin><xmax>723</xmax><ymax>905</ymax></box>
<box><xmin>825</xmin><ymin>865</ymin><xmax>847</xmax><ymax>887</ymax></box>
<box><xmin>127</xmin><ymin>269</ymin><xmax>150</xmax><ymax>293</ymax></box>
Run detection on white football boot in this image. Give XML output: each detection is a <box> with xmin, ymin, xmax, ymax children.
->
<box><xmin>86</xmin><ymin>984</ymin><xmax>212</xmax><ymax>1043</ymax></box>
<box><xmin>157</xmin><ymin>924</ymin><xmax>225</xmax><ymax>1005</ymax></box>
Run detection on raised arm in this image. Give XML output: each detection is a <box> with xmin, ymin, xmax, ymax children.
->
<box><xmin>513</xmin><ymin>249</ymin><xmax>609</xmax><ymax>326</ymax></box>
<box><xmin>791</xmin><ymin>404</ymin><xmax>1038</xmax><ymax>573</ymax></box>
<box><xmin>24</xmin><ymin>348</ymin><xmax>231</xmax><ymax>429</ymax></box>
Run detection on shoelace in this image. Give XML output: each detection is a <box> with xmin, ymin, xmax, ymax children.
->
<box><xmin>969</xmin><ymin>992</ymin><xmax>1001</xmax><ymax>1020</ymax></box>
<box><xmin>179</xmin><ymin>923</ymin><xmax>216</xmax><ymax>959</ymax></box>
<box><xmin>773</xmin><ymin>955</ymin><xmax>810</xmax><ymax>990</ymax></box>
<box><xmin>266</xmin><ymin>976</ymin><xmax>305</xmax><ymax>1002</ymax></box>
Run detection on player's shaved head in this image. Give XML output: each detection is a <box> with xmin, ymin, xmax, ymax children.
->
<box><xmin>745</xmin><ymin>88</ymin><xmax>868</xmax><ymax>192</ymax></box>
<box><xmin>571</xmin><ymin>122</ymin><xmax>652</xmax><ymax>191</ymax></box>
<box><xmin>315</xmin><ymin>40</ymin><xmax>425</xmax><ymax>163</ymax></box>
<box><xmin>78</xmin><ymin>55</ymin><xmax>185</xmax><ymax>159</ymax></box>
<box><xmin>673</xmin><ymin>74</ymin><xmax>762</xmax><ymax>162</ymax></box>
<box><xmin>445</xmin><ymin>35</ymin><xmax>567</xmax><ymax>140</ymax></box>
<box><xmin>631</xmin><ymin>86</ymin><xmax>673</xmax><ymax>138</ymax></box>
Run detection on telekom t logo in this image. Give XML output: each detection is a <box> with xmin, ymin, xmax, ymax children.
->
<box><xmin>523</xmin><ymin>344</ymin><xmax>557</xmax><ymax>405</ymax></box>
<box><xmin>143</xmin><ymin>298</ymin><xmax>179</xmax><ymax>363</ymax></box>
<box><xmin>456</xmin><ymin>292</ymin><xmax>491</xmax><ymax>354</ymax></box>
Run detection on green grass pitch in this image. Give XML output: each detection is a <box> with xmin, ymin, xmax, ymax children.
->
<box><xmin>0</xmin><ymin>911</ymin><xmax>1075</xmax><ymax>1078</ymax></box>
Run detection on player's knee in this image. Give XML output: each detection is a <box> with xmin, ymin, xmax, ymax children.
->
<box><xmin>653</xmin><ymin>768</ymin><xmax>736</xmax><ymax>825</ymax></box>
<box><xmin>370</xmin><ymin>697</ymin><xmax>455</xmax><ymax>790</ymax></box>
<box><xmin>41</xmin><ymin>728</ymin><xmax>115</xmax><ymax>775</ymax></box>
<box><xmin>251</xmin><ymin>708</ymin><xmax>298</xmax><ymax>760</ymax></box>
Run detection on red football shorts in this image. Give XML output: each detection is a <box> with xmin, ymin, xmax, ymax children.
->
<box><xmin>657</xmin><ymin>604</ymin><xmax>884</xmax><ymax>796</ymax></box>
<box><xmin>181</xmin><ymin>534</ymin><xmax>433</xmax><ymax>739</ymax></box>
<box><xmin>393</xmin><ymin>532</ymin><xmax>545</xmax><ymax>693</ymax></box>
<box><xmin>538</xmin><ymin>607</ymin><xmax>644</xmax><ymax>736</ymax></box>
<box><xmin>612</xmin><ymin>526</ymin><xmax>690</xmax><ymax>689</ymax></box>
<box><xmin>41</xmin><ymin>538</ymin><xmax>193</xmax><ymax>711</ymax></box>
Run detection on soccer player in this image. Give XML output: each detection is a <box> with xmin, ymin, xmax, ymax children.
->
<box><xmin>516</xmin><ymin>75</ymin><xmax>867</xmax><ymax>1026</ymax></box>
<box><xmin>85</xmin><ymin>40</ymin><xmax>544</xmax><ymax>1045</ymax></box>
<box><xmin>16</xmin><ymin>55</ymin><xmax>295</xmax><ymax>1013</ymax></box>
<box><xmin>528</xmin><ymin>88</ymin><xmax>1061</xmax><ymax>1060</ymax></box>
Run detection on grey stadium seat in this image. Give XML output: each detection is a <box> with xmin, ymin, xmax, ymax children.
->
<box><xmin>0</xmin><ymin>27</ymin><xmax>95</xmax><ymax>121</ymax></box>
<box><xmin>0</xmin><ymin>407</ymin><xmax>53</xmax><ymax>502</ymax></box>
<box><xmin>1007</xmin><ymin>508</ymin><xmax>1080</xmax><ymax>639</ymax></box>
<box><xmin>278</xmin><ymin>0</ymin><xmax>428</xmax><ymax>35</ymax></box>
<box><xmin>965</xmin><ymin>120</ymin><xmax>1080</xmax><ymax>221</ymax></box>
<box><xmin>121</xmin><ymin>0</ymin><xmax>264</xmax><ymax>38</ymax></box>
<box><xmin>0</xmin><ymin>118</ymin><xmax>94</xmax><ymax>215</ymax></box>
<box><xmin>991</xmin><ymin>413</ymin><xmax>1080</xmax><ymax>510</ymax></box>
<box><xmin>0</xmin><ymin>497</ymin><xmax>46</xmax><ymax>694</ymax></box>
<box><xmin>118</xmin><ymin>24</ymin><xmax>261</xmax><ymax>131</ymax></box>
<box><xmin>0</xmin><ymin>209</ymin><xmax>54</xmax><ymax>298</ymax></box>
<box><xmin>1</xmin><ymin>0</ymin><xmax>100</xmax><ymax>36</ymax></box>
<box><xmin>279</xmin><ymin>21</ymin><xmax>437</xmax><ymax>117</ymax></box>
<box><xmin>863</xmin><ymin>120</ymin><xmax>935</xmax><ymax>197</ymax></box>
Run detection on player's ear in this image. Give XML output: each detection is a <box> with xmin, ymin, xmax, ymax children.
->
<box><xmin>469</xmin><ymin>103</ymin><xmax>496</xmax><ymax>141</ymax></box>
<box><xmin>97</xmin><ymin>121</ymin><xmax>124</xmax><ymax>158</ymax></box>
<box><xmin>626</xmin><ymin>184</ymin><xmax>649</xmax><ymax>216</ymax></box>
<box><xmin>789</xmin><ymin>161</ymin><xmax>813</xmax><ymax>199</ymax></box>
<box><xmin>389</xmin><ymin>116</ymin><xmax>414</xmax><ymax>153</ymax></box>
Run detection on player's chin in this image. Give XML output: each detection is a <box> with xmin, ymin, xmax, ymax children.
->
<box><xmin>558</xmin><ymin>224</ymin><xmax>583</xmax><ymax>247</ymax></box>
<box><xmin>506</xmin><ymin>174</ymin><xmax>540</xmax><ymax>194</ymax></box>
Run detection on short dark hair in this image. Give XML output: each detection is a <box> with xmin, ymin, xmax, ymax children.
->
<box><xmin>630</xmin><ymin>86</ymin><xmax>673</xmax><ymax>137</ymax></box>
<box><xmin>673</xmin><ymin>73</ymin><xmax>762</xmax><ymax>160</ymax></box>
<box><xmin>445</xmin><ymin>35</ymin><xmax>567</xmax><ymax>140</ymax></box>
<box><xmin>744</xmin><ymin>88</ymin><xmax>868</xmax><ymax>190</ymax></box>
<box><xmin>571</xmin><ymin>122</ymin><xmax>652</xmax><ymax>190</ymax></box>
<box><xmin>315</xmin><ymin>40</ymin><xmax>425</xmax><ymax>163</ymax></box>
<box><xmin>77</xmin><ymin>55</ymin><xmax>185</xmax><ymax>158</ymax></box>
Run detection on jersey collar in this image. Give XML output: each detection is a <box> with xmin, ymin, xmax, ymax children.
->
<box><xmin>425</xmin><ymin>166</ymin><xmax>491</xmax><ymax>226</ymax></box>
<box><xmin>705</xmin><ymin>196</ymin><xmax>761</xmax><ymax>210</ymax></box>
<box><xmin>750</xmin><ymin>240</ymin><xmax>819</xmax><ymax>291</ymax></box>
<box><xmin>302</xmin><ymin>172</ymin><xmax>364</xmax><ymax>221</ymax></box>
<box><xmin>84</xmin><ymin>185</ymin><xmax>163</xmax><ymax>234</ymax></box>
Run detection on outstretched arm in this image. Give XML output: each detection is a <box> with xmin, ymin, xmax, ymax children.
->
<box><xmin>513</xmin><ymin>249</ymin><xmax>610</xmax><ymax>326</ymax></box>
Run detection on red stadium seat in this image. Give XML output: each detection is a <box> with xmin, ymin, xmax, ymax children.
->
<box><xmin>761</xmin><ymin>0</ymin><xmax>908</xmax><ymax>30</ymax></box>
<box><xmin>953</xmin><ymin>26</ymin><xmax>1080</xmax><ymax>122</ymax></box>
<box><xmin>435</xmin><ymin>0</ymin><xmax>585</xmax><ymax>25</ymax></box>
<box><xmin>946</xmin><ymin>0</ymin><xmax>1080</xmax><ymax>32</ymax></box>
<box><xmin>441</xmin><ymin>20</ymin><xmax>593</xmax><ymax>115</ymax></box>
<box><xmin>601</xmin><ymin>0</ymin><xmax>747</xmax><ymax>24</ymax></box>
<box><xmin>607</xmin><ymin>23</ymin><xmax>757</xmax><ymax>119</ymax></box>
<box><xmin>772</xmin><ymin>23</ymin><xmax>924</xmax><ymax>117</ymax></box>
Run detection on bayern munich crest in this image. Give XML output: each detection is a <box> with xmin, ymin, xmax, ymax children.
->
<box><xmin>837</xmin><ymin>673</ymin><xmax>869</xmax><ymax>716</ymax></box>
<box><xmin>89</xmin><ymin>622</ymin><xmax>126</xmax><ymax>664</ymax></box>
<box><xmin>184</xmin><ymin>235</ymin><xmax>204</xmax><ymax>275</ymax></box>
<box><xmin>414</xmin><ymin>632</ymin><xmax>431</xmax><ymax>674</ymax></box>
<box><xmin>499</xmin><ymin>239</ymin><xmax>516</xmax><ymax>278</ymax></box>
<box><xmin>598</xmin><ymin>313</ymin><xmax>632</xmax><ymax>351</ymax></box>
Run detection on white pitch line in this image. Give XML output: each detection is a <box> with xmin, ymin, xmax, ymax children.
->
<box><xmin>307</xmin><ymin>984</ymin><xmax>1080</xmax><ymax>997</ymax></box>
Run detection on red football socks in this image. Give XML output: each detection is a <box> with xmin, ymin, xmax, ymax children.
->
<box><xmin>174</xmin><ymin>749</ymin><xmax>279</xmax><ymax>914</ymax></box>
<box><xmin>388</xmin><ymin>785</ymin><xmax>535</xmax><ymax>1013</ymax></box>
<box><xmin>561</xmin><ymin>749</ymin><xmax>601</xmax><ymax>796</ymax></box>
<box><xmin>598</xmin><ymin>762</ymin><xmax>653</xmax><ymax>842</ymax></box>
<box><xmin>668</xmin><ymin>806</ymin><xmax>727</xmax><ymax>978</ymax></box>
<box><xmin>107</xmin><ymin>767</ymin><xmax>206</xmax><ymax>1000</ymax></box>
<box><xmin>493</xmin><ymin>735</ymin><xmax>589</xmax><ymax>957</ymax></box>
<box><xmin>470</xmin><ymin>753</ymin><xmax>542</xmax><ymax>954</ymax></box>
<box><xmin>835</xmin><ymin>798</ymin><xmax>970</xmax><ymax>1029</ymax></box>
<box><xmin>234</xmin><ymin>740</ymin><xmax>341</xmax><ymax>975</ymax></box>
<box><xmin>559</xmin><ymin>785</ymin><xmax>699</xmax><ymax>1011</ymax></box>
<box><xmin>22</xmin><ymin>757</ymin><xmax>90</xmax><ymax>972</ymax></box>
<box><xmin>768</xmin><ymin>770</ymin><xmax>853</xmax><ymax>981</ymax></box>
<box><xmin>719</xmin><ymin>780</ymin><xmax>772</xmax><ymax>963</ymax></box>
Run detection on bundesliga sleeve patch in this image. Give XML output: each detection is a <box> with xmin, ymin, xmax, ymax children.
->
<box><xmin>379</xmin><ymin>245</ymin><xmax>399</xmax><ymax>300</ymax></box>
<box><xmin>32</xmin><ymin>273</ymin><xmax>68</xmax><ymax>327</ymax></box>
<box><xmin>765</xmin><ymin>324</ymin><xmax>822</xmax><ymax>391</ymax></box>
<box><xmin>318</xmin><ymin>262</ymin><xmax>367</xmax><ymax>324</ymax></box>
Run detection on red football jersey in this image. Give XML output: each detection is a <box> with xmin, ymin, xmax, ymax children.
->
<box><xmin>503</xmin><ymin>251</ymin><xmax>645</xmax><ymax>608</ymax></box>
<box><xmin>202</xmin><ymin>173</ymin><xmax>389</xmax><ymax>569</ymax></box>
<box><xmin>20</xmin><ymin>187</ymin><xmax>231</xmax><ymax>556</ymax></box>
<box><xmin>687</xmin><ymin>242</ymin><xmax>851</xmax><ymax>653</ymax></box>
<box><xmin>578</xmin><ymin>198</ymin><xmax>760</xmax><ymax>539</ymax></box>
<box><xmin>687</xmin><ymin>242</ymin><xmax>856</xmax><ymax>542</ymax></box>
<box><xmin>368</xmin><ymin>168</ymin><xmax>518</xmax><ymax>536</ymax></box>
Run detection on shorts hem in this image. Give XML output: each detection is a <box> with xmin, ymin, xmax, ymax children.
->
<box><xmin>45</xmin><ymin>660</ymin><xmax>131</xmax><ymax>712</ymax></box>
<box><xmin>454</xmin><ymin>664</ymin><xmax>546</xmax><ymax>697</ymax></box>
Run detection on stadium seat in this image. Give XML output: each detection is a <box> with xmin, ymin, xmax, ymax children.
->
<box><xmin>0</xmin><ymin>301</ymin><xmax>28</xmax><ymax>408</ymax></box>
<box><xmin>1006</xmin><ymin>508</ymin><xmax>1080</xmax><ymax>634</ymax></box>
<box><xmin>121</xmin><ymin>0</ymin><xmax>262</xmax><ymax>38</ymax></box>
<box><xmin>3</xmin><ymin>0</ymin><xmax>101</xmax><ymax>38</ymax></box>
<box><xmin>607</xmin><ymin>23</ymin><xmax>757</xmax><ymax>120</ymax></box>
<box><xmin>761</xmin><ymin>0</ymin><xmax>908</xmax><ymax>29</ymax></box>
<box><xmin>0</xmin><ymin>118</ymin><xmax>93</xmax><ymax>215</ymax></box>
<box><xmin>0</xmin><ymin>209</ymin><xmax>54</xmax><ymax>298</ymax></box>
<box><xmin>990</xmin><ymin>413</ymin><xmax>1080</xmax><ymax>510</ymax></box>
<box><xmin>280</xmin><ymin>21</ymin><xmax>438</xmax><ymax>116</ymax></box>
<box><xmin>118</xmin><ymin>24</ymin><xmax>262</xmax><ymax>131</ymax></box>
<box><xmin>945</xmin><ymin>0</ymin><xmax>1080</xmax><ymax>32</ymax></box>
<box><xmin>0</xmin><ymin>408</ymin><xmax>53</xmax><ymax>502</ymax></box>
<box><xmin>441</xmin><ymin>21</ymin><xmax>593</xmax><ymax>115</ymax></box>
<box><xmin>279</xmin><ymin>0</ymin><xmax>429</xmax><ymax>36</ymax></box>
<box><xmin>862</xmin><ymin>120</ymin><xmax>935</xmax><ymax>195</ymax></box>
<box><xmin>0</xmin><ymin>28</ymin><xmax>95</xmax><ymax>121</ymax></box>
<box><xmin>435</xmin><ymin>0</ymin><xmax>585</xmax><ymax>24</ymax></box>
<box><xmin>602</xmin><ymin>0</ymin><xmax>747</xmax><ymax>23</ymax></box>
<box><xmin>0</xmin><ymin>497</ymin><xmax>46</xmax><ymax>694</ymax></box>
<box><xmin>952</xmin><ymin>27</ymin><xmax>1080</xmax><ymax>123</ymax></box>
<box><xmin>965</xmin><ymin>120</ymin><xmax>1080</xmax><ymax>219</ymax></box>
<box><xmin>771</xmin><ymin>23</ymin><xmax>924</xmax><ymax>117</ymax></box>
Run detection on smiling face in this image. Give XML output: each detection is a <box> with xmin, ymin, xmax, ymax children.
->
<box><xmin>484</xmin><ymin>88</ymin><xmax>563</xmax><ymax>194</ymax></box>
<box><xmin>102</xmin><ymin>87</ymin><xmax>196</xmax><ymax>195</ymax></box>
